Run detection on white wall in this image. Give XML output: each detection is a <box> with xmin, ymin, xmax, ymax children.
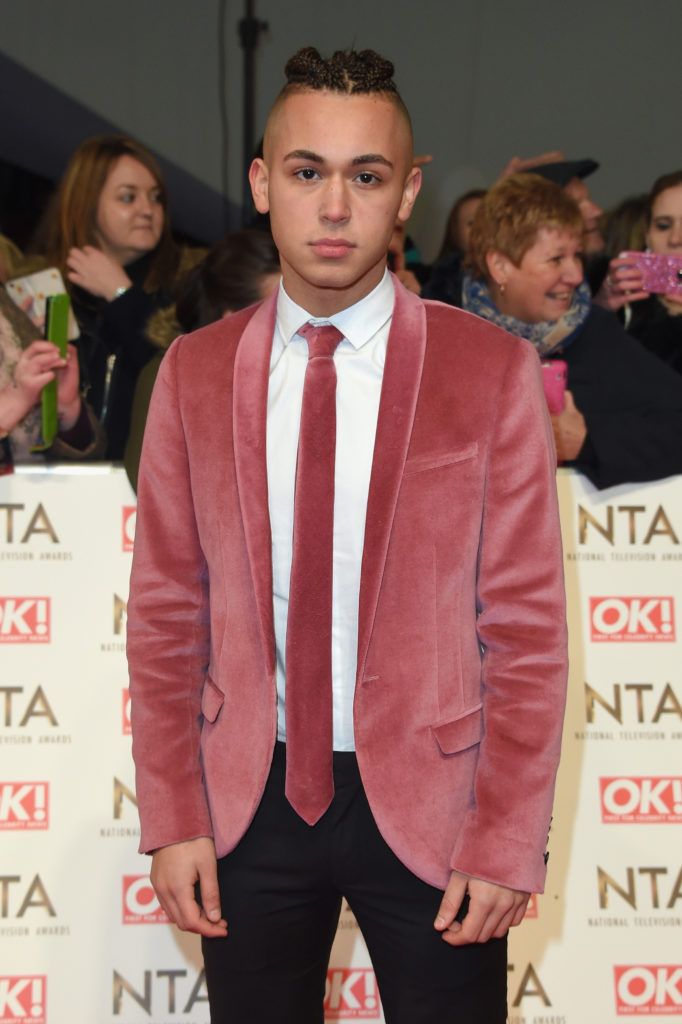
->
<box><xmin>1</xmin><ymin>0</ymin><xmax>679</xmax><ymax>259</ymax></box>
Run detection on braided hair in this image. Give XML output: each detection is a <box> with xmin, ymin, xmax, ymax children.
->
<box><xmin>265</xmin><ymin>46</ymin><xmax>412</xmax><ymax>149</ymax></box>
<box><xmin>283</xmin><ymin>47</ymin><xmax>398</xmax><ymax>95</ymax></box>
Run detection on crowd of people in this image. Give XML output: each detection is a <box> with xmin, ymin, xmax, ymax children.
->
<box><xmin>2</xmin><ymin>132</ymin><xmax>682</xmax><ymax>490</ymax></box>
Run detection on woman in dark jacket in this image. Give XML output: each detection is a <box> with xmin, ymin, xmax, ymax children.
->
<box><xmin>38</xmin><ymin>134</ymin><xmax>200</xmax><ymax>459</ymax></box>
<box><xmin>448</xmin><ymin>173</ymin><xmax>682</xmax><ymax>490</ymax></box>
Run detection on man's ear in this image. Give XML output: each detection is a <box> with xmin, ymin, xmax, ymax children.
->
<box><xmin>249</xmin><ymin>158</ymin><xmax>270</xmax><ymax>214</ymax></box>
<box><xmin>397</xmin><ymin>166</ymin><xmax>422</xmax><ymax>224</ymax></box>
<box><xmin>486</xmin><ymin>250</ymin><xmax>511</xmax><ymax>287</ymax></box>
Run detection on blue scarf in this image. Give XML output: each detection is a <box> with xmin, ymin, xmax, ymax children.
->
<box><xmin>461</xmin><ymin>273</ymin><xmax>592</xmax><ymax>357</ymax></box>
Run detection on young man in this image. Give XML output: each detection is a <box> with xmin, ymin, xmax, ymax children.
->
<box><xmin>128</xmin><ymin>47</ymin><xmax>568</xmax><ymax>1024</ymax></box>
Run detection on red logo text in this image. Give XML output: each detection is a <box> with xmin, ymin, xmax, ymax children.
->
<box><xmin>122</xmin><ymin>876</ymin><xmax>168</xmax><ymax>924</ymax></box>
<box><xmin>122</xmin><ymin>690</ymin><xmax>131</xmax><ymax>736</ymax></box>
<box><xmin>590</xmin><ymin>597</ymin><xmax>675</xmax><ymax>642</ymax></box>
<box><xmin>0</xmin><ymin>600</ymin><xmax>50</xmax><ymax>643</ymax></box>
<box><xmin>324</xmin><ymin>969</ymin><xmax>380</xmax><ymax>1019</ymax></box>
<box><xmin>0</xmin><ymin>784</ymin><xmax>49</xmax><ymax>830</ymax></box>
<box><xmin>0</xmin><ymin>977</ymin><xmax>46</xmax><ymax>1023</ymax></box>
<box><xmin>122</xmin><ymin>507</ymin><xmax>136</xmax><ymax>553</ymax></box>
<box><xmin>615</xmin><ymin>965</ymin><xmax>682</xmax><ymax>1015</ymax></box>
<box><xmin>600</xmin><ymin>778</ymin><xmax>682</xmax><ymax>824</ymax></box>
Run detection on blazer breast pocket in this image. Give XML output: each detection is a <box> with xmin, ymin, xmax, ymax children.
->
<box><xmin>403</xmin><ymin>442</ymin><xmax>478</xmax><ymax>477</ymax></box>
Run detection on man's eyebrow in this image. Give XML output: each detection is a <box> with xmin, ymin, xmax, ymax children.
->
<box><xmin>282</xmin><ymin>150</ymin><xmax>394</xmax><ymax>170</ymax></box>
<box><xmin>283</xmin><ymin>149</ymin><xmax>324</xmax><ymax>163</ymax></box>
<box><xmin>352</xmin><ymin>154</ymin><xmax>393</xmax><ymax>169</ymax></box>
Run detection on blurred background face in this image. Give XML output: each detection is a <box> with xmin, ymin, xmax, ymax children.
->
<box><xmin>494</xmin><ymin>226</ymin><xmax>584</xmax><ymax>323</ymax></box>
<box><xmin>455</xmin><ymin>195</ymin><xmax>483</xmax><ymax>252</ymax></box>
<box><xmin>646</xmin><ymin>185</ymin><xmax>682</xmax><ymax>254</ymax></box>
<box><xmin>564</xmin><ymin>177</ymin><xmax>603</xmax><ymax>254</ymax></box>
<box><xmin>95</xmin><ymin>155</ymin><xmax>164</xmax><ymax>264</ymax></box>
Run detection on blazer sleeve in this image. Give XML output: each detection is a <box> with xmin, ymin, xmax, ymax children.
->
<box><xmin>126</xmin><ymin>336</ymin><xmax>214</xmax><ymax>853</ymax></box>
<box><xmin>450</xmin><ymin>340</ymin><xmax>568</xmax><ymax>893</ymax></box>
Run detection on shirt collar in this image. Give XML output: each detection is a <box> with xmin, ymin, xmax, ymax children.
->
<box><xmin>276</xmin><ymin>269</ymin><xmax>394</xmax><ymax>351</ymax></box>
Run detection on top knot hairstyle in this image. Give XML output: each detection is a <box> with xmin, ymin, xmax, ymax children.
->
<box><xmin>263</xmin><ymin>46</ymin><xmax>413</xmax><ymax>151</ymax></box>
<box><xmin>283</xmin><ymin>47</ymin><xmax>398</xmax><ymax>95</ymax></box>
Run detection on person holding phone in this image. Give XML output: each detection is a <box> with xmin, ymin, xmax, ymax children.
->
<box><xmin>599</xmin><ymin>171</ymin><xmax>682</xmax><ymax>375</ymax></box>
<box><xmin>0</xmin><ymin>289</ymin><xmax>100</xmax><ymax>468</ymax></box>
<box><xmin>457</xmin><ymin>173</ymin><xmax>682</xmax><ymax>489</ymax></box>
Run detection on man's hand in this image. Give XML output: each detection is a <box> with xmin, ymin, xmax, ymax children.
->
<box><xmin>150</xmin><ymin>836</ymin><xmax>228</xmax><ymax>938</ymax></box>
<box><xmin>551</xmin><ymin>390</ymin><xmax>587</xmax><ymax>462</ymax></box>
<box><xmin>434</xmin><ymin>870</ymin><xmax>530</xmax><ymax>946</ymax></box>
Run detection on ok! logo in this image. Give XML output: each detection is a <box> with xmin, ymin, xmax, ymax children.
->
<box><xmin>615</xmin><ymin>965</ymin><xmax>682</xmax><ymax>1015</ymax></box>
<box><xmin>600</xmin><ymin>777</ymin><xmax>682</xmax><ymax>824</ymax></box>
<box><xmin>0</xmin><ymin>976</ymin><xmax>46</xmax><ymax>1024</ymax></box>
<box><xmin>122</xmin><ymin>876</ymin><xmax>169</xmax><ymax>924</ymax></box>
<box><xmin>590</xmin><ymin>597</ymin><xmax>675</xmax><ymax>642</ymax></box>
<box><xmin>0</xmin><ymin>784</ymin><xmax>49</xmax><ymax>831</ymax></box>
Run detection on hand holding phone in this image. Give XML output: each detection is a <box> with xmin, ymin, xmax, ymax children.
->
<box><xmin>541</xmin><ymin>359</ymin><xmax>567</xmax><ymax>415</ymax></box>
<box><xmin>620</xmin><ymin>250</ymin><xmax>682</xmax><ymax>296</ymax></box>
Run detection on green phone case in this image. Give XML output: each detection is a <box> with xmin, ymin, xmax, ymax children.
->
<box><xmin>32</xmin><ymin>293</ymin><xmax>70</xmax><ymax>451</ymax></box>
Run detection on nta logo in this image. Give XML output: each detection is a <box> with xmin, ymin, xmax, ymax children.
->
<box><xmin>615</xmin><ymin>965</ymin><xmax>682</xmax><ymax>1015</ymax></box>
<box><xmin>590</xmin><ymin>597</ymin><xmax>675</xmax><ymax>642</ymax></box>
<box><xmin>0</xmin><ymin>977</ymin><xmax>46</xmax><ymax>1024</ymax></box>
<box><xmin>0</xmin><ymin>502</ymin><xmax>58</xmax><ymax>544</ymax></box>
<box><xmin>122</xmin><ymin>877</ymin><xmax>168</xmax><ymax>924</ymax></box>
<box><xmin>600</xmin><ymin>777</ymin><xmax>682</xmax><ymax>824</ymax></box>
<box><xmin>578</xmin><ymin>504</ymin><xmax>678</xmax><ymax>546</ymax></box>
<box><xmin>0</xmin><ymin>784</ymin><xmax>49</xmax><ymax>830</ymax></box>
<box><xmin>324</xmin><ymin>970</ymin><xmax>380</xmax><ymax>1019</ymax></box>
<box><xmin>0</xmin><ymin>600</ymin><xmax>50</xmax><ymax>643</ymax></box>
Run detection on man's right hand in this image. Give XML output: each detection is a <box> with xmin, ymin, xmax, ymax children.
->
<box><xmin>150</xmin><ymin>836</ymin><xmax>228</xmax><ymax>938</ymax></box>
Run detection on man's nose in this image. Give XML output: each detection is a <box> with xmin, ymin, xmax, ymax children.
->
<box><xmin>320</xmin><ymin>179</ymin><xmax>350</xmax><ymax>223</ymax></box>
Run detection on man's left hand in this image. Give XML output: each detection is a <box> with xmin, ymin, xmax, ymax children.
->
<box><xmin>434</xmin><ymin>870</ymin><xmax>530</xmax><ymax>945</ymax></box>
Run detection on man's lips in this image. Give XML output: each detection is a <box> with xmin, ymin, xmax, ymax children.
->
<box><xmin>310</xmin><ymin>239</ymin><xmax>355</xmax><ymax>258</ymax></box>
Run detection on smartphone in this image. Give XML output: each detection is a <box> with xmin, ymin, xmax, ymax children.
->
<box><xmin>620</xmin><ymin>251</ymin><xmax>682</xmax><ymax>296</ymax></box>
<box><xmin>31</xmin><ymin>293</ymin><xmax>71</xmax><ymax>451</ymax></box>
<box><xmin>541</xmin><ymin>359</ymin><xmax>567</xmax><ymax>415</ymax></box>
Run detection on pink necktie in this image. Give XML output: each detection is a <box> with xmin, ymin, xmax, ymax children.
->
<box><xmin>285</xmin><ymin>322</ymin><xmax>344</xmax><ymax>825</ymax></box>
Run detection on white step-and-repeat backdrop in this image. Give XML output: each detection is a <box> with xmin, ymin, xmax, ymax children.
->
<box><xmin>1</xmin><ymin>465</ymin><xmax>679</xmax><ymax>1024</ymax></box>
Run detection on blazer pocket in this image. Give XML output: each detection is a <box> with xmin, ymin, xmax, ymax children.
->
<box><xmin>430</xmin><ymin>702</ymin><xmax>483</xmax><ymax>755</ymax></box>
<box><xmin>201</xmin><ymin>676</ymin><xmax>225</xmax><ymax>724</ymax></box>
<box><xmin>403</xmin><ymin>442</ymin><xmax>478</xmax><ymax>476</ymax></box>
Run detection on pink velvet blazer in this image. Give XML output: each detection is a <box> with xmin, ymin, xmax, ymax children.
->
<box><xmin>127</xmin><ymin>277</ymin><xmax>568</xmax><ymax>894</ymax></box>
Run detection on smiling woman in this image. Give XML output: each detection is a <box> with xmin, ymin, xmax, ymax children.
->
<box><xmin>455</xmin><ymin>173</ymin><xmax>682</xmax><ymax>488</ymax></box>
<box><xmin>34</xmin><ymin>135</ymin><xmax>202</xmax><ymax>460</ymax></box>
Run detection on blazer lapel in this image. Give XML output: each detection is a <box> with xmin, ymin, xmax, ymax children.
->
<box><xmin>233</xmin><ymin>292</ymin><xmax>278</xmax><ymax>675</ymax></box>
<box><xmin>356</xmin><ymin>278</ymin><xmax>427</xmax><ymax>684</ymax></box>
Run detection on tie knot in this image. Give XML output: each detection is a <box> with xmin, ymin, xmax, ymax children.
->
<box><xmin>298</xmin><ymin>321</ymin><xmax>344</xmax><ymax>360</ymax></box>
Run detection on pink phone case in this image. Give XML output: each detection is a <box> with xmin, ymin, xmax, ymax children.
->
<box><xmin>541</xmin><ymin>360</ymin><xmax>567</xmax><ymax>415</ymax></box>
<box><xmin>621</xmin><ymin>251</ymin><xmax>682</xmax><ymax>295</ymax></box>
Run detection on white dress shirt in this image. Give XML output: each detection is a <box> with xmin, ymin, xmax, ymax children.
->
<box><xmin>267</xmin><ymin>269</ymin><xmax>395</xmax><ymax>750</ymax></box>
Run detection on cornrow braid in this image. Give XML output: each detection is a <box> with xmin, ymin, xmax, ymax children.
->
<box><xmin>284</xmin><ymin>47</ymin><xmax>398</xmax><ymax>95</ymax></box>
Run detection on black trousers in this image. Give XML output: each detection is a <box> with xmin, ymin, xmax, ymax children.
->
<box><xmin>202</xmin><ymin>743</ymin><xmax>507</xmax><ymax>1023</ymax></box>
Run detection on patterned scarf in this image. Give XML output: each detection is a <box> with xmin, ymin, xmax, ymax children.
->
<box><xmin>461</xmin><ymin>272</ymin><xmax>592</xmax><ymax>357</ymax></box>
